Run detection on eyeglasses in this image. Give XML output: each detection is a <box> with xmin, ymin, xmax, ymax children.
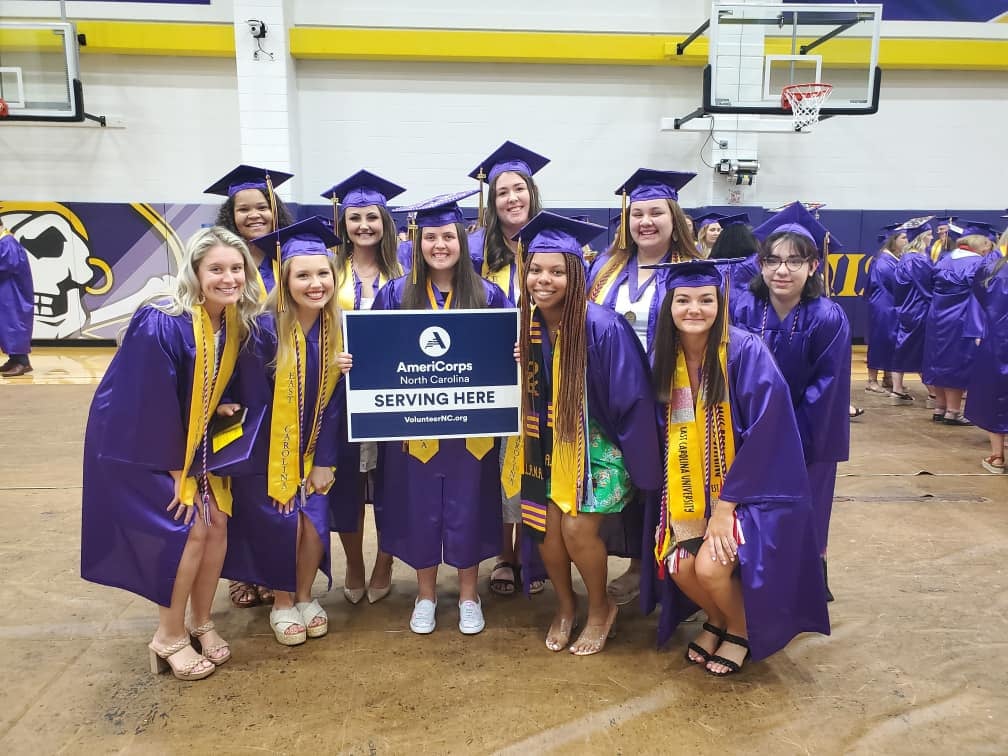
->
<box><xmin>761</xmin><ymin>256</ymin><xmax>808</xmax><ymax>272</ymax></box>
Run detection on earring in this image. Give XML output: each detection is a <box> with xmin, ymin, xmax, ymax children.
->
<box><xmin>197</xmin><ymin>293</ymin><xmax>206</xmax><ymax>304</ymax></box>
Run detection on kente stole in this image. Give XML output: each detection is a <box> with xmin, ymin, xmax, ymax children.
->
<box><xmin>405</xmin><ymin>281</ymin><xmax>494</xmax><ymax>464</ymax></box>
<box><xmin>518</xmin><ymin>313</ymin><xmax>587</xmax><ymax>541</ymax></box>
<box><xmin>179</xmin><ymin>305</ymin><xmax>240</xmax><ymax>517</ymax></box>
<box><xmin>654</xmin><ymin>344</ymin><xmax>736</xmax><ymax>574</ymax></box>
<box><xmin>267</xmin><ymin>312</ymin><xmax>340</xmax><ymax>504</ymax></box>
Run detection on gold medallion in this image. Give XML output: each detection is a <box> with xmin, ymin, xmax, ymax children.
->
<box><xmin>623</xmin><ymin>310</ymin><xmax>637</xmax><ymax>324</ymax></box>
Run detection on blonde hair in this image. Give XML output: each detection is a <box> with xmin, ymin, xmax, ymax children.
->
<box><xmin>268</xmin><ymin>254</ymin><xmax>342</xmax><ymax>372</ymax></box>
<box><xmin>157</xmin><ymin>226</ymin><xmax>262</xmax><ymax>341</ymax></box>
<box><xmin>906</xmin><ymin>231</ymin><xmax>932</xmax><ymax>253</ymax></box>
<box><xmin>957</xmin><ymin>234</ymin><xmax>993</xmax><ymax>254</ymax></box>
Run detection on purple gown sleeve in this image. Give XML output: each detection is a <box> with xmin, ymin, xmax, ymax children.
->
<box><xmin>720</xmin><ymin>329</ymin><xmax>810</xmax><ymax>506</ymax></box>
<box><xmin>797</xmin><ymin>302</ymin><xmax>851</xmax><ymax>464</ymax></box>
<box><xmin>0</xmin><ymin>235</ymin><xmax>23</xmax><ymax>273</ymax></box>
<box><xmin>964</xmin><ymin>258</ymin><xmax>997</xmax><ymax>340</ymax></box>
<box><xmin>100</xmin><ymin>306</ymin><xmax>188</xmax><ymax>470</ymax></box>
<box><xmin>587</xmin><ymin>308</ymin><xmax>661</xmax><ymax>491</ymax></box>
<box><xmin>372</xmin><ymin>278</ymin><xmax>402</xmax><ymax>311</ymax></box>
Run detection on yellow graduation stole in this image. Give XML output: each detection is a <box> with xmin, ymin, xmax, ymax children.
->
<box><xmin>338</xmin><ymin>257</ymin><xmax>388</xmax><ymax>312</ymax></box>
<box><xmin>406</xmin><ymin>281</ymin><xmax>495</xmax><ymax>464</ymax></box>
<box><xmin>252</xmin><ymin>266</ymin><xmax>268</xmax><ymax>304</ymax></box>
<box><xmin>930</xmin><ymin>239</ymin><xmax>944</xmax><ymax>263</ymax></box>
<box><xmin>267</xmin><ymin>312</ymin><xmax>340</xmax><ymax>503</ymax></box>
<box><xmin>481</xmin><ymin>258</ymin><xmax>515</xmax><ymax>300</ymax></box>
<box><xmin>587</xmin><ymin>255</ymin><xmax>628</xmax><ymax>306</ymax></box>
<box><xmin>178</xmin><ymin>305</ymin><xmax>240</xmax><ymax>515</ymax></box>
<box><xmin>654</xmin><ymin>343</ymin><xmax>736</xmax><ymax>568</ymax></box>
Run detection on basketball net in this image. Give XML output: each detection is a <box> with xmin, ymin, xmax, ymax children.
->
<box><xmin>781</xmin><ymin>83</ymin><xmax>833</xmax><ymax>131</ymax></box>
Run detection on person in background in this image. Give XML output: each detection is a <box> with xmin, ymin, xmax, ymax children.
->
<box><xmin>467</xmin><ymin>141</ymin><xmax>549</xmax><ymax>597</ymax></box>
<box><xmin>922</xmin><ymin>221</ymin><xmax>997</xmax><ymax>425</ymax></box>
<box><xmin>890</xmin><ymin>218</ymin><xmax>935</xmax><ymax>408</ymax></box>
<box><xmin>693</xmin><ymin>212</ymin><xmax>726</xmax><ymax>258</ymax></box>
<box><xmin>322</xmin><ymin>170</ymin><xmax>408</xmax><ymax>605</ymax></box>
<box><xmin>930</xmin><ymin>217</ymin><xmax>955</xmax><ymax>263</ymax></box>
<box><xmin>864</xmin><ymin>225</ymin><xmax>904</xmax><ymax>394</ymax></box>
<box><xmin>733</xmin><ymin>202</ymin><xmax>851</xmax><ymax>601</ymax></box>
<box><xmin>0</xmin><ymin>217</ymin><xmax>34</xmax><ymax>377</ymax></box>
<box><xmin>587</xmin><ymin>169</ymin><xmax>699</xmax><ymax>608</ymax></box>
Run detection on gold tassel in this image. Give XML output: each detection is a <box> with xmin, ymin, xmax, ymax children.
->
<box><xmin>265</xmin><ymin>172</ymin><xmax>285</xmax><ymax>313</ymax></box>
<box><xmin>515</xmin><ymin>238</ymin><xmax>524</xmax><ymax>302</ymax></box>
<box><xmin>823</xmin><ymin>232</ymin><xmax>832</xmax><ymax>299</ymax></box>
<box><xmin>615</xmin><ymin>189</ymin><xmax>628</xmax><ymax>250</ymax></box>
<box><xmin>331</xmin><ymin>194</ymin><xmax>343</xmax><ymax>256</ymax></box>
<box><xmin>409</xmin><ymin>217</ymin><xmax>419</xmax><ymax>286</ymax></box>
<box><xmin>476</xmin><ymin>167</ymin><xmax>486</xmax><ymax>227</ymax></box>
<box><xmin>721</xmin><ymin>269</ymin><xmax>730</xmax><ymax>346</ymax></box>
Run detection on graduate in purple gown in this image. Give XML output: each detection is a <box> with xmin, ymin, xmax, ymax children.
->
<box><xmin>465</xmin><ymin>142</ymin><xmax>548</xmax><ymax>597</ymax></box>
<box><xmin>645</xmin><ymin>258</ymin><xmax>829</xmax><ymax>675</ymax></box>
<box><xmin>732</xmin><ymin>202</ymin><xmax>851</xmax><ymax>601</ymax></box>
<box><xmin>864</xmin><ymin>225</ymin><xmax>905</xmax><ymax>394</ymax></box>
<box><xmin>890</xmin><ymin>218</ymin><xmax>935</xmax><ymax>402</ymax></box>
<box><xmin>930</xmin><ymin>217</ymin><xmax>955</xmax><ymax>263</ymax></box>
<box><xmin>965</xmin><ymin>251</ymin><xmax>1008</xmax><ymax>472</ymax></box>
<box><xmin>207</xmin><ymin>164</ymin><xmax>294</xmax><ymax>609</ymax></box>
<box><xmin>337</xmin><ymin>192</ymin><xmax>511</xmax><ymax>637</ymax></box>
<box><xmin>514</xmin><ymin>212</ymin><xmax>661</xmax><ymax>656</ymax></box>
<box><xmin>81</xmin><ymin>226</ymin><xmax>263</xmax><ymax>680</ymax></box>
<box><xmin>321</xmin><ymin>170</ymin><xmax>408</xmax><ymax>605</ymax></box>
<box><xmin>0</xmin><ymin>219</ymin><xmax>34</xmax><ymax>377</ymax></box>
<box><xmin>221</xmin><ymin>218</ymin><xmax>343</xmax><ymax>646</ymax></box>
<box><xmin>208</xmin><ymin>164</ymin><xmax>295</xmax><ymax>308</ymax></box>
<box><xmin>707</xmin><ymin>216</ymin><xmax>760</xmax><ymax>296</ymax></box>
<box><xmin>922</xmin><ymin>222</ymin><xmax>997</xmax><ymax>425</ymax></box>
<box><xmin>585</xmin><ymin>169</ymin><xmax>698</xmax><ymax>607</ymax></box>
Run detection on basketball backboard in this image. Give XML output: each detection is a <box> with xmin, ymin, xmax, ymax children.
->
<box><xmin>667</xmin><ymin>2</ymin><xmax>882</xmax><ymax>131</ymax></box>
<box><xmin>0</xmin><ymin>21</ymin><xmax>83</xmax><ymax>122</ymax></box>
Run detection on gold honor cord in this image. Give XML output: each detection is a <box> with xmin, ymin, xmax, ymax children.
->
<box><xmin>406</xmin><ymin>282</ymin><xmax>494</xmax><ymax>463</ymax></box>
<box><xmin>179</xmin><ymin>305</ymin><xmax>239</xmax><ymax>512</ymax></box>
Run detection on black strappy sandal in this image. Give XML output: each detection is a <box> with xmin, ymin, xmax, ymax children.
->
<box><xmin>706</xmin><ymin>632</ymin><xmax>750</xmax><ymax>676</ymax></box>
<box><xmin>685</xmin><ymin>622</ymin><xmax>725</xmax><ymax>665</ymax></box>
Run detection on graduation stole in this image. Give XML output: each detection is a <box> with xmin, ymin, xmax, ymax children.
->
<box><xmin>405</xmin><ymin>281</ymin><xmax>495</xmax><ymax>464</ymax></box>
<box><xmin>518</xmin><ymin>313</ymin><xmax>587</xmax><ymax>541</ymax></box>
<box><xmin>179</xmin><ymin>305</ymin><xmax>240</xmax><ymax>515</ymax></box>
<box><xmin>267</xmin><ymin>312</ymin><xmax>339</xmax><ymax>504</ymax></box>
<box><xmin>587</xmin><ymin>255</ymin><xmax>628</xmax><ymax>306</ymax></box>
<box><xmin>251</xmin><ymin>266</ymin><xmax>268</xmax><ymax>304</ymax></box>
<box><xmin>337</xmin><ymin>257</ymin><xmax>387</xmax><ymax>312</ymax></box>
<box><xmin>654</xmin><ymin>343</ymin><xmax>736</xmax><ymax>573</ymax></box>
<box><xmin>482</xmin><ymin>258</ymin><xmax>515</xmax><ymax>303</ymax></box>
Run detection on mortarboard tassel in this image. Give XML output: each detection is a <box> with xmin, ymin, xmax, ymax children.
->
<box><xmin>409</xmin><ymin>216</ymin><xmax>419</xmax><ymax>286</ymax></box>
<box><xmin>266</xmin><ymin>172</ymin><xmax>285</xmax><ymax>313</ymax></box>
<box><xmin>476</xmin><ymin>167</ymin><xmax>486</xmax><ymax>228</ymax></box>
<box><xmin>823</xmin><ymin>232</ymin><xmax>832</xmax><ymax>299</ymax></box>
<box><xmin>615</xmin><ymin>189</ymin><xmax>628</xmax><ymax>250</ymax></box>
<box><xmin>515</xmin><ymin>237</ymin><xmax>524</xmax><ymax>304</ymax></box>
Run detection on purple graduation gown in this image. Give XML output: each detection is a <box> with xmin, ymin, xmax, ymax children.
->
<box><xmin>519</xmin><ymin>303</ymin><xmax>662</xmax><ymax>585</ymax></box>
<box><xmin>922</xmin><ymin>252</ymin><xmax>986</xmax><ymax>389</ymax></box>
<box><xmin>643</xmin><ymin>328</ymin><xmax>830</xmax><ymax>660</ymax></box>
<box><xmin>890</xmin><ymin>251</ymin><xmax>933</xmax><ymax>373</ymax></box>
<box><xmin>0</xmin><ymin>233</ymin><xmax>34</xmax><ymax>355</ymax></box>
<box><xmin>731</xmin><ymin>293</ymin><xmax>852</xmax><ymax>555</ymax></box>
<box><xmin>221</xmin><ymin>314</ymin><xmax>340</xmax><ymax>592</ymax></box>
<box><xmin>864</xmin><ymin>250</ymin><xmax>899</xmax><ymax>371</ymax></box>
<box><xmin>370</xmin><ymin>276</ymin><xmax>510</xmax><ymax>570</ymax></box>
<box><xmin>724</xmin><ymin>254</ymin><xmax>761</xmax><ymax>297</ymax></box>
<box><xmin>81</xmin><ymin>306</ymin><xmax>228</xmax><ymax>607</ymax></box>
<box><xmin>964</xmin><ymin>255</ymin><xmax>1008</xmax><ymax>433</ymax></box>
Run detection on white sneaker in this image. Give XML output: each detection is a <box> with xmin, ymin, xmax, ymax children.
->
<box><xmin>458</xmin><ymin>598</ymin><xmax>485</xmax><ymax>635</ymax></box>
<box><xmin>410</xmin><ymin>598</ymin><xmax>437</xmax><ymax>634</ymax></box>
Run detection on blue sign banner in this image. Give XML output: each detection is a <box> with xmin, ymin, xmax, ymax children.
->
<box><xmin>343</xmin><ymin>309</ymin><xmax>520</xmax><ymax>442</ymax></box>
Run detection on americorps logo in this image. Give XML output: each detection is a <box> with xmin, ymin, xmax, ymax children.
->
<box><xmin>419</xmin><ymin>326</ymin><xmax>451</xmax><ymax>357</ymax></box>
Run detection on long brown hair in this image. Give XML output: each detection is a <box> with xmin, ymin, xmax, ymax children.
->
<box><xmin>401</xmin><ymin>223</ymin><xmax>487</xmax><ymax>310</ymax></box>
<box><xmin>335</xmin><ymin>205</ymin><xmax>404</xmax><ymax>287</ymax></box>
<box><xmin>651</xmin><ymin>286</ymin><xmax>728</xmax><ymax>407</ymax></box>
<box><xmin>519</xmin><ymin>253</ymin><xmax>587</xmax><ymax>444</ymax></box>
<box><xmin>590</xmin><ymin>199</ymin><xmax>697</xmax><ymax>300</ymax></box>
<box><xmin>482</xmin><ymin>170</ymin><xmax>543</xmax><ymax>274</ymax></box>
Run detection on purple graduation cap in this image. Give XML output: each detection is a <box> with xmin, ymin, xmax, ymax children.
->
<box><xmin>468</xmin><ymin>141</ymin><xmax>550</xmax><ymax>186</ymax></box>
<box><xmin>615</xmin><ymin>169</ymin><xmax>696</xmax><ymax>204</ymax></box>
<box><xmin>955</xmin><ymin>219</ymin><xmax>999</xmax><ymax>241</ymax></box>
<box><xmin>205</xmin><ymin>164</ymin><xmax>293</xmax><ymax>197</ymax></box>
<box><xmin>249</xmin><ymin>216</ymin><xmax>339</xmax><ymax>311</ymax></box>
<box><xmin>892</xmin><ymin>215</ymin><xmax>935</xmax><ymax>243</ymax></box>
<box><xmin>753</xmin><ymin>201</ymin><xmax>843</xmax><ymax>253</ymax></box>
<box><xmin>512</xmin><ymin>211</ymin><xmax>607</xmax><ymax>262</ymax></box>
<box><xmin>468</xmin><ymin>141</ymin><xmax>550</xmax><ymax>227</ymax></box>
<box><xmin>319</xmin><ymin>170</ymin><xmax>406</xmax><ymax>223</ymax></box>
<box><xmin>692</xmin><ymin>211</ymin><xmax>751</xmax><ymax>231</ymax></box>
<box><xmin>398</xmin><ymin>189</ymin><xmax>480</xmax><ymax>230</ymax></box>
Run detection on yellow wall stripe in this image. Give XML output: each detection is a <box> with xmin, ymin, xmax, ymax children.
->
<box><xmin>2</xmin><ymin>21</ymin><xmax>1005</xmax><ymax>70</ymax></box>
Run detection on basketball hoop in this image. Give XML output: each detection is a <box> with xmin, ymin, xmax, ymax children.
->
<box><xmin>781</xmin><ymin>83</ymin><xmax>833</xmax><ymax>131</ymax></box>
<box><xmin>0</xmin><ymin>99</ymin><xmax>9</xmax><ymax>118</ymax></box>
